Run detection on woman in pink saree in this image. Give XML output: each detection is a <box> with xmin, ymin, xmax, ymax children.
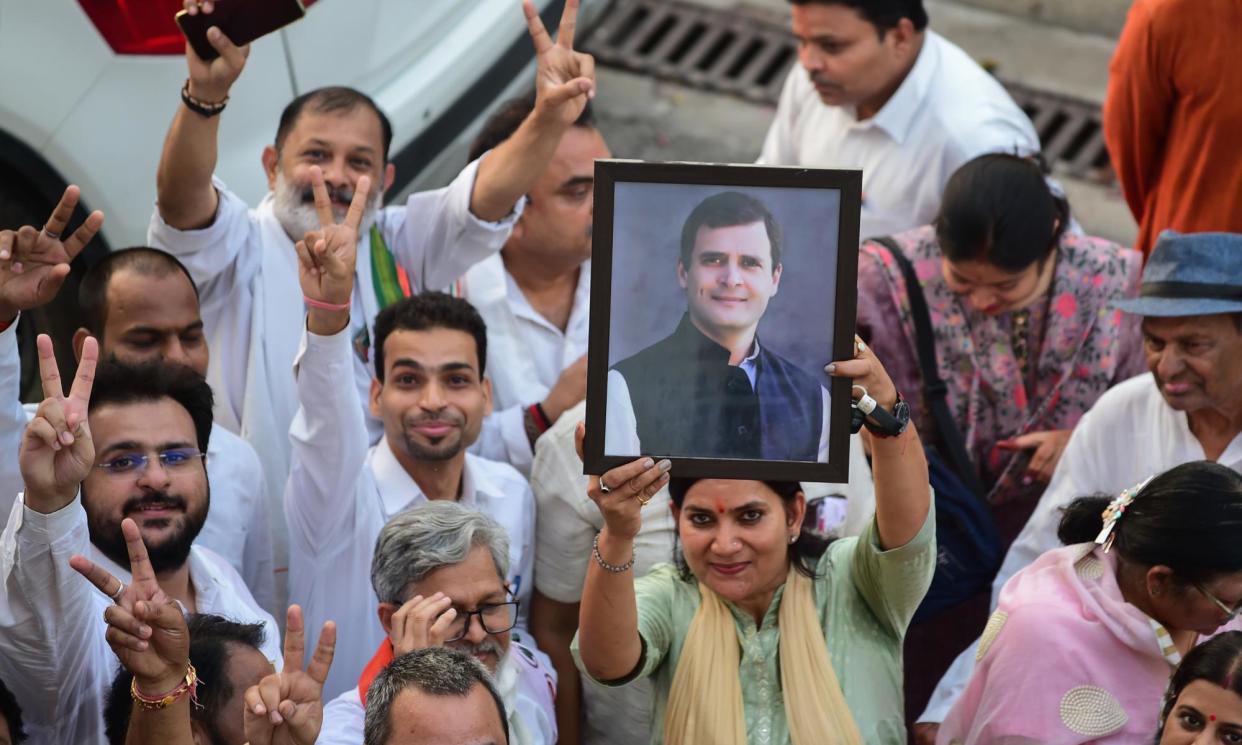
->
<box><xmin>939</xmin><ymin>462</ymin><xmax>1242</xmax><ymax>744</ymax></box>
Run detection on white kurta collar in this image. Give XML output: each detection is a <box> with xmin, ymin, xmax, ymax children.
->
<box><xmin>370</xmin><ymin>439</ymin><xmax>511</xmax><ymax>518</ymax></box>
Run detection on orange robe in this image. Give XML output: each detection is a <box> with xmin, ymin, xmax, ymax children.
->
<box><xmin>1103</xmin><ymin>0</ymin><xmax>1242</xmax><ymax>257</ymax></box>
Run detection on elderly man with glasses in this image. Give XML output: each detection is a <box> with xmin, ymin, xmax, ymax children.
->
<box><xmin>317</xmin><ymin>501</ymin><xmax>556</xmax><ymax>745</ymax></box>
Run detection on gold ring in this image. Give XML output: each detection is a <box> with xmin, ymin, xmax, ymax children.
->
<box><xmin>637</xmin><ymin>493</ymin><xmax>652</xmax><ymax>506</ymax></box>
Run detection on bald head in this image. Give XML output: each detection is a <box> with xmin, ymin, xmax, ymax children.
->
<box><xmin>75</xmin><ymin>248</ymin><xmax>208</xmax><ymax>376</ymax></box>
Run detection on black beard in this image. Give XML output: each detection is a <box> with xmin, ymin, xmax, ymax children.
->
<box><xmin>83</xmin><ymin>485</ymin><xmax>209</xmax><ymax>575</ymax></box>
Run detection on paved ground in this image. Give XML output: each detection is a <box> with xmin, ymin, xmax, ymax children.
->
<box><xmin>587</xmin><ymin>0</ymin><xmax>1139</xmax><ymax>246</ymax></box>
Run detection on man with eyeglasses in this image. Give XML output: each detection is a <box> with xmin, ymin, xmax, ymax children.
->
<box><xmin>286</xmin><ymin>176</ymin><xmax>537</xmax><ymax>700</ymax></box>
<box><xmin>0</xmin><ymin>339</ymin><xmax>279</xmax><ymax>745</ymax></box>
<box><xmin>318</xmin><ymin>502</ymin><xmax>555</xmax><ymax>745</ymax></box>
<box><xmin>0</xmin><ymin>199</ymin><xmax>274</xmax><ymax>611</ymax></box>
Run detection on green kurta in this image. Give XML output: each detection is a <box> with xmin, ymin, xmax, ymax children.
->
<box><xmin>574</xmin><ymin>509</ymin><xmax>935</xmax><ymax>744</ymax></box>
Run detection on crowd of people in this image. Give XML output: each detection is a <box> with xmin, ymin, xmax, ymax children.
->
<box><xmin>0</xmin><ymin>0</ymin><xmax>1239</xmax><ymax>743</ymax></box>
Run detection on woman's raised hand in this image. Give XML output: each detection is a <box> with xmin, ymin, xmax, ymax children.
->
<box><xmin>574</xmin><ymin>423</ymin><xmax>670</xmax><ymax>539</ymax></box>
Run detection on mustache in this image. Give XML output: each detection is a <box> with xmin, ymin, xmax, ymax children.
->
<box><xmin>121</xmin><ymin>491</ymin><xmax>187</xmax><ymax>516</ymax></box>
<box><xmin>453</xmin><ymin>639</ymin><xmax>505</xmax><ymax>658</ymax></box>
<box><xmin>297</xmin><ymin>182</ymin><xmax>361</xmax><ymax>207</ymax></box>
<box><xmin>404</xmin><ymin>411</ymin><xmax>466</xmax><ymax>428</ymax></box>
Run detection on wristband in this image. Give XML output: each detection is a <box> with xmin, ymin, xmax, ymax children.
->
<box><xmin>181</xmin><ymin>79</ymin><xmax>228</xmax><ymax>118</ymax></box>
<box><xmin>131</xmin><ymin>664</ymin><xmax>198</xmax><ymax>711</ymax></box>
<box><xmin>592</xmin><ymin>532</ymin><xmax>635</xmax><ymax>573</ymax></box>
<box><xmin>304</xmin><ymin>296</ymin><xmax>351</xmax><ymax>312</ymax></box>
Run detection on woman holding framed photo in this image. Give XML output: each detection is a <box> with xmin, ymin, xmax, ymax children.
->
<box><xmin>572</xmin><ymin>341</ymin><xmax>934</xmax><ymax>744</ymax></box>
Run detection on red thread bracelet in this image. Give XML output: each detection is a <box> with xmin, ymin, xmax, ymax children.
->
<box><xmin>304</xmin><ymin>296</ymin><xmax>351</xmax><ymax>312</ymax></box>
<box><xmin>131</xmin><ymin>664</ymin><xmax>199</xmax><ymax>710</ymax></box>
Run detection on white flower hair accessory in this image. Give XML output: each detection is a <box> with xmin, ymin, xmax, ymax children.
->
<box><xmin>1095</xmin><ymin>475</ymin><xmax>1156</xmax><ymax>553</ymax></box>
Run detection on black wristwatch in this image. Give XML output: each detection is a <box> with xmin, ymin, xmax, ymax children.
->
<box><xmin>860</xmin><ymin>394</ymin><xmax>911</xmax><ymax>438</ymax></box>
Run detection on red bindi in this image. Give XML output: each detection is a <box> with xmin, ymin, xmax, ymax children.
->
<box><xmin>715</xmin><ymin>500</ymin><xmax>725</xmax><ymax>515</ymax></box>
<box><xmin>1210</xmin><ymin>714</ymin><xmax>1217</xmax><ymax>722</ymax></box>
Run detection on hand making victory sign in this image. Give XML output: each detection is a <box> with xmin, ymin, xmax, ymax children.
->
<box><xmin>295</xmin><ymin>166</ymin><xmax>370</xmax><ymax>334</ymax></box>
<box><xmin>71</xmin><ymin>519</ymin><xmax>188</xmax><ymax>695</ymax></box>
<box><xmin>0</xmin><ymin>185</ymin><xmax>103</xmax><ymax>322</ymax></box>
<box><xmin>19</xmin><ymin>332</ymin><xmax>99</xmax><ymax>512</ymax></box>
<box><xmin>243</xmin><ymin>605</ymin><xmax>337</xmax><ymax>745</ymax></box>
<box><xmin>523</xmin><ymin>0</ymin><xmax>597</xmax><ymax>125</ymax></box>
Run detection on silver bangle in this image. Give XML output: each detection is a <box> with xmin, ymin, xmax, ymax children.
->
<box><xmin>592</xmin><ymin>532</ymin><xmax>635</xmax><ymax>573</ymax></box>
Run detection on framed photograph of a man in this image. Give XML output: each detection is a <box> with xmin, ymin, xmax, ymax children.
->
<box><xmin>584</xmin><ymin>160</ymin><xmax>861</xmax><ymax>482</ymax></box>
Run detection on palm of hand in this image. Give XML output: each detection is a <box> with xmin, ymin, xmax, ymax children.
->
<box><xmin>0</xmin><ymin>231</ymin><xmax>74</xmax><ymax>315</ymax></box>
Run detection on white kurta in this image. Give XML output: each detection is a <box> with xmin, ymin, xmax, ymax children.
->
<box><xmin>147</xmin><ymin>158</ymin><xmax>521</xmax><ymax>596</ymax></box>
<box><xmin>459</xmin><ymin>254</ymin><xmax>591</xmax><ymax>475</ymax></box>
<box><xmin>0</xmin><ymin>317</ymin><xmax>274</xmax><ymax>610</ymax></box>
<box><xmin>285</xmin><ymin>326</ymin><xmax>537</xmax><ymax>700</ymax></box>
<box><xmin>920</xmin><ymin>372</ymin><xmax>1242</xmax><ymax>723</ymax></box>
<box><xmin>0</xmin><ymin>495</ymin><xmax>280</xmax><ymax>745</ymax></box>
<box><xmin>758</xmin><ymin>31</ymin><xmax>1040</xmax><ymax>240</ymax></box>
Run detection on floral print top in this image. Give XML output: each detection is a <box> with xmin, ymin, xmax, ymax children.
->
<box><xmin>857</xmin><ymin>225</ymin><xmax>1145</xmax><ymax>504</ymax></box>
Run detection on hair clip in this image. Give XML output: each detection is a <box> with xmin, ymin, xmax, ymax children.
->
<box><xmin>1094</xmin><ymin>475</ymin><xmax>1155</xmax><ymax>552</ymax></box>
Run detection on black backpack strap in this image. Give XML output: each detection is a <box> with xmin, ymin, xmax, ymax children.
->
<box><xmin>869</xmin><ymin>236</ymin><xmax>989</xmax><ymax>502</ymax></box>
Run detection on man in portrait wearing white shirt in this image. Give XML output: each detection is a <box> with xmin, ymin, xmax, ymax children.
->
<box><xmin>147</xmin><ymin>2</ymin><xmax>597</xmax><ymax>582</ymax></box>
<box><xmin>455</xmin><ymin>95</ymin><xmax>610</xmax><ymax>474</ymax></box>
<box><xmin>0</xmin><ymin>244</ymin><xmax>274</xmax><ymax>611</ymax></box>
<box><xmin>320</xmin><ymin>503</ymin><xmax>556</xmax><ymax>745</ymax></box>
<box><xmin>758</xmin><ymin>0</ymin><xmax>1039</xmax><ymax>239</ymax></box>
<box><xmin>285</xmin><ymin>179</ymin><xmax>538</xmax><ymax>699</ymax></box>
<box><xmin>0</xmin><ymin>347</ymin><xmax>280</xmax><ymax>745</ymax></box>
<box><xmin>914</xmin><ymin>231</ymin><xmax>1242</xmax><ymax>742</ymax></box>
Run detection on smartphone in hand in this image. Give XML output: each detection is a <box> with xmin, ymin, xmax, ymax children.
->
<box><xmin>176</xmin><ymin>0</ymin><xmax>307</xmax><ymax>61</ymax></box>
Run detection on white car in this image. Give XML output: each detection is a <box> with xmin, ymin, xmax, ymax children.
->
<box><xmin>0</xmin><ymin>0</ymin><xmax>606</xmax><ymax>394</ymax></box>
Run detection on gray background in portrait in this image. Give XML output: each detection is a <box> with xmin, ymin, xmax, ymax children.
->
<box><xmin>607</xmin><ymin>181</ymin><xmax>841</xmax><ymax>383</ymax></box>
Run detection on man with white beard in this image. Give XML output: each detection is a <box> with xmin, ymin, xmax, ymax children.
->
<box><xmin>148</xmin><ymin>1</ymin><xmax>597</xmax><ymax>593</ymax></box>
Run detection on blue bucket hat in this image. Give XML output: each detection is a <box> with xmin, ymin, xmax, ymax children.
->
<box><xmin>1113</xmin><ymin>231</ymin><xmax>1242</xmax><ymax>317</ymax></box>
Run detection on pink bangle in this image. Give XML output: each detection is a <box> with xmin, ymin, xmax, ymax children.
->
<box><xmin>304</xmin><ymin>296</ymin><xmax>351</xmax><ymax>312</ymax></box>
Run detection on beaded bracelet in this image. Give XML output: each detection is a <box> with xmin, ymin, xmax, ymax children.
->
<box><xmin>592</xmin><ymin>532</ymin><xmax>635</xmax><ymax>573</ymax></box>
<box><xmin>131</xmin><ymin>664</ymin><xmax>199</xmax><ymax>711</ymax></box>
<box><xmin>180</xmin><ymin>80</ymin><xmax>228</xmax><ymax>118</ymax></box>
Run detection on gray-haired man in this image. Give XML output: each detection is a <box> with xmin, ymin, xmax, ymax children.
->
<box><xmin>364</xmin><ymin>647</ymin><xmax>510</xmax><ymax>745</ymax></box>
<box><xmin>318</xmin><ymin>502</ymin><xmax>556</xmax><ymax>745</ymax></box>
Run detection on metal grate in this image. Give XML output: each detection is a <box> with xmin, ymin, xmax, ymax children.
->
<box><xmin>581</xmin><ymin>0</ymin><xmax>1112</xmax><ymax>178</ymax></box>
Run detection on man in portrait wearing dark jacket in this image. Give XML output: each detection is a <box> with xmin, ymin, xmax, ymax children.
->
<box><xmin>606</xmin><ymin>191</ymin><xmax>829</xmax><ymax>461</ymax></box>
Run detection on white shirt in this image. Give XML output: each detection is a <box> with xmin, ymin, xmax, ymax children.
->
<box><xmin>147</xmin><ymin>158</ymin><xmax>520</xmax><ymax>595</ymax></box>
<box><xmin>920</xmin><ymin>372</ymin><xmax>1242</xmax><ymax>723</ymax></box>
<box><xmin>532</xmin><ymin>400</ymin><xmax>876</xmax><ymax>745</ymax></box>
<box><xmin>317</xmin><ymin>640</ymin><xmax>557</xmax><ymax>745</ymax></box>
<box><xmin>458</xmin><ymin>254</ymin><xmax>591</xmax><ymax>475</ymax></box>
<box><xmin>0</xmin><ymin>318</ymin><xmax>274</xmax><ymax>610</ymax></box>
<box><xmin>757</xmin><ymin>31</ymin><xmax>1040</xmax><ymax>239</ymax></box>
<box><xmin>0</xmin><ymin>494</ymin><xmax>280</xmax><ymax>745</ymax></box>
<box><xmin>604</xmin><ymin>368</ymin><xmax>832</xmax><ymax>462</ymax></box>
<box><xmin>286</xmin><ymin>326</ymin><xmax>537</xmax><ymax>700</ymax></box>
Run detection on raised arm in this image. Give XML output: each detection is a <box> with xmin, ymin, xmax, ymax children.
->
<box><xmin>827</xmin><ymin>338</ymin><xmax>930</xmax><ymax>550</ymax></box>
<box><xmin>285</xmin><ymin>170</ymin><xmax>372</xmax><ymax>549</ymax></box>
<box><xmin>574</xmin><ymin>425</ymin><xmax>671</xmax><ymax>681</ymax></box>
<box><xmin>469</xmin><ymin>0</ymin><xmax>596</xmax><ymax>221</ymax></box>
<box><xmin>155</xmin><ymin>3</ymin><xmax>250</xmax><ymax>230</ymax></box>
<box><xmin>0</xmin><ymin>187</ymin><xmax>103</xmax><ymax>516</ymax></box>
<box><xmin>71</xmin><ymin>518</ymin><xmax>194</xmax><ymax>745</ymax></box>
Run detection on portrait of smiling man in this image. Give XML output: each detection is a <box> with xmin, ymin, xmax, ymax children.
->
<box><xmin>605</xmin><ymin>190</ymin><xmax>831</xmax><ymax>462</ymax></box>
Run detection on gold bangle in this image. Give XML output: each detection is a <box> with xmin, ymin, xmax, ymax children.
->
<box><xmin>131</xmin><ymin>664</ymin><xmax>198</xmax><ymax>710</ymax></box>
